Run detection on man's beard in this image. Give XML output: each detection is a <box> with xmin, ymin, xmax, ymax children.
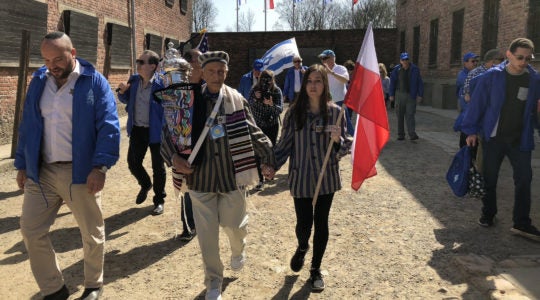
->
<box><xmin>53</xmin><ymin>59</ymin><xmax>74</xmax><ymax>80</ymax></box>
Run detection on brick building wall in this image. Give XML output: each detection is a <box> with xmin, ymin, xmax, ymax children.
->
<box><xmin>0</xmin><ymin>0</ymin><xmax>191</xmax><ymax>146</ymax></box>
<box><xmin>395</xmin><ymin>0</ymin><xmax>538</xmax><ymax>109</ymax></box>
<box><xmin>203</xmin><ymin>29</ymin><xmax>398</xmax><ymax>91</ymax></box>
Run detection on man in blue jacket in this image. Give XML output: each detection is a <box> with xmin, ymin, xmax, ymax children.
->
<box><xmin>238</xmin><ymin>58</ymin><xmax>263</xmax><ymax>99</ymax></box>
<box><xmin>117</xmin><ymin>50</ymin><xmax>166</xmax><ymax>215</ymax></box>
<box><xmin>389</xmin><ymin>52</ymin><xmax>424</xmax><ymax>140</ymax></box>
<box><xmin>15</xmin><ymin>32</ymin><xmax>120</xmax><ymax>300</ymax></box>
<box><xmin>455</xmin><ymin>51</ymin><xmax>478</xmax><ymax>147</ymax></box>
<box><xmin>283</xmin><ymin>55</ymin><xmax>307</xmax><ymax>103</ymax></box>
<box><xmin>462</xmin><ymin>38</ymin><xmax>540</xmax><ymax>241</ymax></box>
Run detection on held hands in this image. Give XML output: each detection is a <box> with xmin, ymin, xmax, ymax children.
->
<box><xmin>261</xmin><ymin>164</ymin><xmax>275</xmax><ymax>180</ymax></box>
<box><xmin>263</xmin><ymin>97</ymin><xmax>273</xmax><ymax>106</ymax></box>
<box><xmin>389</xmin><ymin>96</ymin><xmax>395</xmax><ymax>102</ymax></box>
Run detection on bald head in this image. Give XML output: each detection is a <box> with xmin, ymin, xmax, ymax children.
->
<box><xmin>41</xmin><ymin>31</ymin><xmax>77</xmax><ymax>85</ymax></box>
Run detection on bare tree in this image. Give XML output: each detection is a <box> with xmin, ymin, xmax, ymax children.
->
<box><xmin>276</xmin><ymin>0</ymin><xmax>395</xmax><ymax>30</ymax></box>
<box><xmin>238</xmin><ymin>8</ymin><xmax>256</xmax><ymax>32</ymax></box>
<box><xmin>192</xmin><ymin>0</ymin><xmax>218</xmax><ymax>32</ymax></box>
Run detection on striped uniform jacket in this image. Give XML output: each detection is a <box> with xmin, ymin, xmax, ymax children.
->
<box><xmin>274</xmin><ymin>103</ymin><xmax>346</xmax><ymax>198</ymax></box>
<box><xmin>162</xmin><ymin>84</ymin><xmax>275</xmax><ymax>193</ymax></box>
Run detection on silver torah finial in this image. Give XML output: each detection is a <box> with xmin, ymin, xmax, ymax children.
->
<box><xmin>160</xmin><ymin>41</ymin><xmax>192</xmax><ymax>87</ymax></box>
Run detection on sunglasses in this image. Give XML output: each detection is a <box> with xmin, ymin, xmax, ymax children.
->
<box><xmin>320</xmin><ymin>57</ymin><xmax>329</xmax><ymax>60</ymax></box>
<box><xmin>513</xmin><ymin>54</ymin><xmax>534</xmax><ymax>62</ymax></box>
<box><xmin>294</xmin><ymin>60</ymin><xmax>302</xmax><ymax>63</ymax></box>
<box><xmin>135</xmin><ymin>59</ymin><xmax>148</xmax><ymax>65</ymax></box>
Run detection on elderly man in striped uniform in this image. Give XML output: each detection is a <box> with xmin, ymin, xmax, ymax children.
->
<box><xmin>166</xmin><ymin>51</ymin><xmax>275</xmax><ymax>300</ymax></box>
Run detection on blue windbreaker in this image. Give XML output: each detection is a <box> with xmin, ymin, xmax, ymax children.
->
<box><xmin>461</xmin><ymin>61</ymin><xmax>539</xmax><ymax>151</ymax></box>
<box><xmin>14</xmin><ymin>58</ymin><xmax>121</xmax><ymax>184</ymax></box>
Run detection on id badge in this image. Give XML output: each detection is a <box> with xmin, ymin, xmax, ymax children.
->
<box><xmin>211</xmin><ymin>124</ymin><xmax>225</xmax><ymax>140</ymax></box>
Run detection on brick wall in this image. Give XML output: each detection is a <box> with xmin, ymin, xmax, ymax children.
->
<box><xmin>395</xmin><ymin>0</ymin><xmax>537</xmax><ymax>108</ymax></box>
<box><xmin>204</xmin><ymin>29</ymin><xmax>398</xmax><ymax>89</ymax></box>
<box><xmin>0</xmin><ymin>0</ymin><xmax>191</xmax><ymax>146</ymax></box>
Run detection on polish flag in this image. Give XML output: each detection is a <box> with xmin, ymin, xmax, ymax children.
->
<box><xmin>268</xmin><ymin>0</ymin><xmax>274</xmax><ymax>9</ymax></box>
<box><xmin>344</xmin><ymin>23</ymin><xmax>389</xmax><ymax>190</ymax></box>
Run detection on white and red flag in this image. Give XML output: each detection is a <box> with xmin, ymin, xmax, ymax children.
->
<box><xmin>268</xmin><ymin>0</ymin><xmax>274</xmax><ymax>9</ymax></box>
<box><xmin>344</xmin><ymin>22</ymin><xmax>389</xmax><ymax>191</ymax></box>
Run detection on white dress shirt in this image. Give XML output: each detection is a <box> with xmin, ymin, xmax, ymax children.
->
<box><xmin>41</xmin><ymin>60</ymin><xmax>82</xmax><ymax>163</ymax></box>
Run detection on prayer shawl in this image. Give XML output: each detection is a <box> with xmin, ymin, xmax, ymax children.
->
<box><xmin>219</xmin><ymin>85</ymin><xmax>259</xmax><ymax>187</ymax></box>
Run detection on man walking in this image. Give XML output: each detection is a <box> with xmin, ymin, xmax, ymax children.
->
<box><xmin>15</xmin><ymin>31</ymin><xmax>120</xmax><ymax>300</ymax></box>
<box><xmin>169</xmin><ymin>51</ymin><xmax>275</xmax><ymax>300</ymax></box>
<box><xmin>389</xmin><ymin>52</ymin><xmax>424</xmax><ymax>141</ymax></box>
<box><xmin>117</xmin><ymin>50</ymin><xmax>167</xmax><ymax>215</ymax></box>
<box><xmin>462</xmin><ymin>38</ymin><xmax>540</xmax><ymax>241</ymax></box>
<box><xmin>283</xmin><ymin>55</ymin><xmax>307</xmax><ymax>103</ymax></box>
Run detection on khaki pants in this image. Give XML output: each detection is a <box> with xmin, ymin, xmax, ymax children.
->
<box><xmin>20</xmin><ymin>163</ymin><xmax>104</xmax><ymax>295</ymax></box>
<box><xmin>188</xmin><ymin>189</ymin><xmax>248</xmax><ymax>291</ymax></box>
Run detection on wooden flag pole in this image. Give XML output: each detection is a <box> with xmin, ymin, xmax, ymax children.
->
<box><xmin>312</xmin><ymin>104</ymin><xmax>346</xmax><ymax>207</ymax></box>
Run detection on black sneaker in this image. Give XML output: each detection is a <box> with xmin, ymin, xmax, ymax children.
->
<box><xmin>309</xmin><ymin>269</ymin><xmax>325</xmax><ymax>292</ymax></box>
<box><xmin>179</xmin><ymin>229</ymin><xmax>196</xmax><ymax>241</ymax></box>
<box><xmin>290</xmin><ymin>246</ymin><xmax>309</xmax><ymax>272</ymax></box>
<box><xmin>478</xmin><ymin>215</ymin><xmax>494</xmax><ymax>227</ymax></box>
<box><xmin>510</xmin><ymin>224</ymin><xmax>540</xmax><ymax>242</ymax></box>
<box><xmin>397</xmin><ymin>136</ymin><xmax>405</xmax><ymax>141</ymax></box>
<box><xmin>410</xmin><ymin>134</ymin><xmax>419</xmax><ymax>140</ymax></box>
<box><xmin>136</xmin><ymin>185</ymin><xmax>152</xmax><ymax>204</ymax></box>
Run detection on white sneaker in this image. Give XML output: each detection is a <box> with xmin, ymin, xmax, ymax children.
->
<box><xmin>205</xmin><ymin>288</ymin><xmax>222</xmax><ymax>300</ymax></box>
<box><xmin>230</xmin><ymin>251</ymin><xmax>246</xmax><ymax>271</ymax></box>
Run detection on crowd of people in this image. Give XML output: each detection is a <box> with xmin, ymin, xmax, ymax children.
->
<box><xmin>13</xmin><ymin>31</ymin><xmax>540</xmax><ymax>300</ymax></box>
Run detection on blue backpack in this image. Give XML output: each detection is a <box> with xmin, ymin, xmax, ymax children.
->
<box><xmin>446</xmin><ymin>146</ymin><xmax>471</xmax><ymax>197</ymax></box>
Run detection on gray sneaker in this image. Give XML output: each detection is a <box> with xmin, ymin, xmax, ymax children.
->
<box><xmin>510</xmin><ymin>224</ymin><xmax>540</xmax><ymax>242</ymax></box>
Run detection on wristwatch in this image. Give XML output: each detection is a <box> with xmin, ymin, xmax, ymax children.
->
<box><xmin>95</xmin><ymin>165</ymin><xmax>108</xmax><ymax>174</ymax></box>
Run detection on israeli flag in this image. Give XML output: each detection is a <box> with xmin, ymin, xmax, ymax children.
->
<box><xmin>260</xmin><ymin>38</ymin><xmax>300</xmax><ymax>76</ymax></box>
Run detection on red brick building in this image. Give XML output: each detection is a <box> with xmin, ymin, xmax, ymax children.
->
<box><xmin>395</xmin><ymin>0</ymin><xmax>540</xmax><ymax>109</ymax></box>
<box><xmin>0</xmin><ymin>0</ymin><xmax>192</xmax><ymax>145</ymax></box>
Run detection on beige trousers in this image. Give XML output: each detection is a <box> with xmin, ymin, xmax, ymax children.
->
<box><xmin>20</xmin><ymin>163</ymin><xmax>105</xmax><ymax>295</ymax></box>
<box><xmin>188</xmin><ymin>189</ymin><xmax>248</xmax><ymax>291</ymax></box>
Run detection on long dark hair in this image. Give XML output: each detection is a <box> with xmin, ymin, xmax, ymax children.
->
<box><xmin>290</xmin><ymin>64</ymin><xmax>332</xmax><ymax>130</ymax></box>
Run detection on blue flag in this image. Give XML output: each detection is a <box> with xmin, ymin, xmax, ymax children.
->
<box><xmin>195</xmin><ymin>32</ymin><xmax>208</xmax><ymax>53</ymax></box>
<box><xmin>260</xmin><ymin>38</ymin><xmax>300</xmax><ymax>75</ymax></box>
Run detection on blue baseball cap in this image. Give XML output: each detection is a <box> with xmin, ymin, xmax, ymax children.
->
<box><xmin>318</xmin><ymin>49</ymin><xmax>336</xmax><ymax>58</ymax></box>
<box><xmin>253</xmin><ymin>59</ymin><xmax>264</xmax><ymax>71</ymax></box>
<box><xmin>400</xmin><ymin>52</ymin><xmax>409</xmax><ymax>60</ymax></box>
<box><xmin>463</xmin><ymin>52</ymin><xmax>479</xmax><ymax>62</ymax></box>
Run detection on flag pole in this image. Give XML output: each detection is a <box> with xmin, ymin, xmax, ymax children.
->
<box><xmin>292</xmin><ymin>0</ymin><xmax>296</xmax><ymax>31</ymax></box>
<box><xmin>312</xmin><ymin>104</ymin><xmax>346</xmax><ymax>207</ymax></box>
<box><xmin>236</xmin><ymin>0</ymin><xmax>239</xmax><ymax>32</ymax></box>
<box><xmin>264</xmin><ymin>0</ymin><xmax>267</xmax><ymax>32</ymax></box>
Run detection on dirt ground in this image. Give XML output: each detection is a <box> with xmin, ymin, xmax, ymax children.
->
<box><xmin>2</xmin><ymin>108</ymin><xmax>540</xmax><ymax>300</ymax></box>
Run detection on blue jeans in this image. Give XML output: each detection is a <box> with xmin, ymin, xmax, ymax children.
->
<box><xmin>335</xmin><ymin>101</ymin><xmax>354</xmax><ymax>136</ymax></box>
<box><xmin>481</xmin><ymin>139</ymin><xmax>532</xmax><ymax>227</ymax></box>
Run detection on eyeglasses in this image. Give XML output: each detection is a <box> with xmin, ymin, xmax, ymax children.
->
<box><xmin>320</xmin><ymin>57</ymin><xmax>329</xmax><ymax>60</ymax></box>
<box><xmin>293</xmin><ymin>60</ymin><xmax>302</xmax><ymax>63</ymax></box>
<box><xmin>512</xmin><ymin>53</ymin><xmax>534</xmax><ymax>62</ymax></box>
<box><xmin>135</xmin><ymin>59</ymin><xmax>147</xmax><ymax>65</ymax></box>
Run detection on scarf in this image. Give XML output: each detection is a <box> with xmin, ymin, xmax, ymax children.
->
<box><xmin>221</xmin><ymin>85</ymin><xmax>259</xmax><ymax>187</ymax></box>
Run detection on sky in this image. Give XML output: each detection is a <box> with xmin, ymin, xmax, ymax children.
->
<box><xmin>213</xmin><ymin>0</ymin><xmax>351</xmax><ymax>32</ymax></box>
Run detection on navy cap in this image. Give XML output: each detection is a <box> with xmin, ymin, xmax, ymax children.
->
<box><xmin>463</xmin><ymin>52</ymin><xmax>479</xmax><ymax>62</ymax></box>
<box><xmin>198</xmin><ymin>51</ymin><xmax>229</xmax><ymax>68</ymax></box>
<box><xmin>253</xmin><ymin>59</ymin><xmax>264</xmax><ymax>71</ymax></box>
<box><xmin>318</xmin><ymin>49</ymin><xmax>336</xmax><ymax>58</ymax></box>
<box><xmin>400</xmin><ymin>52</ymin><xmax>409</xmax><ymax>60</ymax></box>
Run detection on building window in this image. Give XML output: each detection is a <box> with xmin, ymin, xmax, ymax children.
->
<box><xmin>145</xmin><ymin>33</ymin><xmax>163</xmax><ymax>55</ymax></box>
<box><xmin>165</xmin><ymin>0</ymin><xmax>174</xmax><ymax>7</ymax></box>
<box><xmin>180</xmin><ymin>0</ymin><xmax>188</xmax><ymax>15</ymax></box>
<box><xmin>429</xmin><ymin>19</ymin><xmax>438</xmax><ymax>66</ymax></box>
<box><xmin>400</xmin><ymin>30</ymin><xmax>406</xmax><ymax>53</ymax></box>
<box><xmin>450</xmin><ymin>9</ymin><xmax>464</xmax><ymax>65</ymax></box>
<box><xmin>413</xmin><ymin>26</ymin><xmax>420</xmax><ymax>65</ymax></box>
<box><xmin>528</xmin><ymin>0</ymin><xmax>540</xmax><ymax>56</ymax></box>
<box><xmin>482</xmin><ymin>0</ymin><xmax>499</xmax><ymax>55</ymax></box>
